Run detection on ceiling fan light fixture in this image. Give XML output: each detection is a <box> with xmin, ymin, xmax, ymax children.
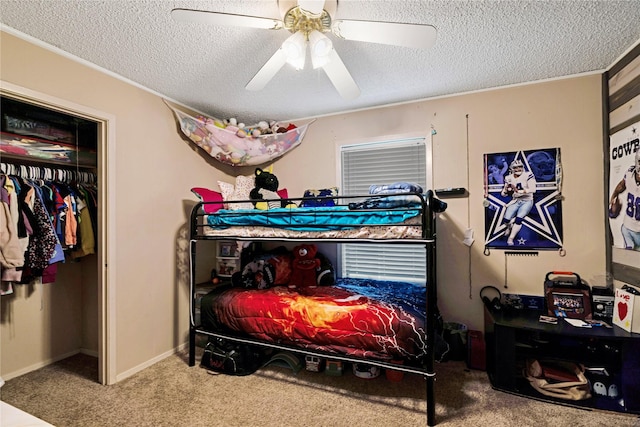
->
<box><xmin>282</xmin><ymin>31</ymin><xmax>307</xmax><ymax>70</ymax></box>
<box><xmin>309</xmin><ymin>30</ymin><xmax>332</xmax><ymax>69</ymax></box>
<box><xmin>173</xmin><ymin>1</ymin><xmax>432</xmax><ymax>100</ymax></box>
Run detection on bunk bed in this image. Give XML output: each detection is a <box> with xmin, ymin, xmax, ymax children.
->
<box><xmin>188</xmin><ymin>190</ymin><xmax>447</xmax><ymax>426</ymax></box>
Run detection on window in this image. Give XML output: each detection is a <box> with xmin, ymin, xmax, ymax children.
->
<box><xmin>340</xmin><ymin>137</ymin><xmax>430</xmax><ymax>284</ymax></box>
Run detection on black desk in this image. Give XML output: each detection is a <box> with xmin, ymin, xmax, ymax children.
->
<box><xmin>484</xmin><ymin>308</ymin><xmax>640</xmax><ymax>414</ymax></box>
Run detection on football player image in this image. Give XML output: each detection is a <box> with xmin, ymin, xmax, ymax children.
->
<box><xmin>500</xmin><ymin>159</ymin><xmax>537</xmax><ymax>246</ymax></box>
<box><xmin>609</xmin><ymin>149</ymin><xmax>640</xmax><ymax>250</ymax></box>
<box><xmin>488</xmin><ymin>156</ymin><xmax>509</xmax><ymax>185</ymax></box>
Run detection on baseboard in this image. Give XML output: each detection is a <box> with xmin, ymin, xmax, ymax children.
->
<box><xmin>114</xmin><ymin>342</ymin><xmax>188</xmax><ymax>383</ymax></box>
<box><xmin>3</xmin><ymin>344</ymin><xmax>187</xmax><ymax>384</ymax></box>
<box><xmin>79</xmin><ymin>348</ymin><xmax>99</xmax><ymax>358</ymax></box>
<box><xmin>2</xmin><ymin>349</ymin><xmax>81</xmax><ymax>381</ymax></box>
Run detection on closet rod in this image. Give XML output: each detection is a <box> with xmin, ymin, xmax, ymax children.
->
<box><xmin>0</xmin><ymin>161</ymin><xmax>96</xmax><ymax>184</ymax></box>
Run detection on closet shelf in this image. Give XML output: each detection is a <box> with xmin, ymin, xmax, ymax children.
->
<box><xmin>0</xmin><ymin>131</ymin><xmax>97</xmax><ymax>168</ymax></box>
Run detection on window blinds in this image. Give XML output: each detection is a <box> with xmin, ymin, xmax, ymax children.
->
<box><xmin>340</xmin><ymin>138</ymin><xmax>428</xmax><ymax>284</ymax></box>
<box><xmin>341</xmin><ymin>139</ymin><xmax>427</xmax><ymax>194</ymax></box>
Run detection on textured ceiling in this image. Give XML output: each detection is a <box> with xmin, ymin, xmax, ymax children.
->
<box><xmin>1</xmin><ymin>0</ymin><xmax>640</xmax><ymax>124</ymax></box>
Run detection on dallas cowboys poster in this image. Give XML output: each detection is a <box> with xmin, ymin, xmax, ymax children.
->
<box><xmin>484</xmin><ymin>148</ymin><xmax>563</xmax><ymax>250</ymax></box>
<box><xmin>608</xmin><ymin>122</ymin><xmax>640</xmax><ymax>251</ymax></box>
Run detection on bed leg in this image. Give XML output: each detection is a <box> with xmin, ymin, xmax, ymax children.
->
<box><xmin>427</xmin><ymin>372</ymin><xmax>436</xmax><ymax>426</ymax></box>
<box><xmin>188</xmin><ymin>327</ymin><xmax>196</xmax><ymax>367</ymax></box>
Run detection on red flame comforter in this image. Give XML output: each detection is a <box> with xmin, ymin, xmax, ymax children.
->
<box><xmin>200</xmin><ymin>278</ymin><xmax>427</xmax><ymax>361</ymax></box>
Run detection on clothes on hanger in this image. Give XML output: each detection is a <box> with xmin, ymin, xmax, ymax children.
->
<box><xmin>0</xmin><ymin>163</ymin><xmax>97</xmax><ymax>291</ymax></box>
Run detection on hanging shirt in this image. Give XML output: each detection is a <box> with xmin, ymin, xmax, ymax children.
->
<box><xmin>71</xmin><ymin>195</ymin><xmax>95</xmax><ymax>259</ymax></box>
<box><xmin>0</xmin><ymin>175</ymin><xmax>24</xmax><ymax>269</ymax></box>
<box><xmin>23</xmin><ymin>187</ymin><xmax>58</xmax><ymax>274</ymax></box>
<box><xmin>63</xmin><ymin>194</ymin><xmax>78</xmax><ymax>247</ymax></box>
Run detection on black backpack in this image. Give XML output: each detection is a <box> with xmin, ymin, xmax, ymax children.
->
<box><xmin>201</xmin><ymin>337</ymin><xmax>268</xmax><ymax>376</ymax></box>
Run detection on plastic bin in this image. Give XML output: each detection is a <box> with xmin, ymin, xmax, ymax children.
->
<box><xmin>467</xmin><ymin>330</ymin><xmax>486</xmax><ymax>370</ymax></box>
<box><xmin>443</xmin><ymin>322</ymin><xmax>468</xmax><ymax>361</ymax></box>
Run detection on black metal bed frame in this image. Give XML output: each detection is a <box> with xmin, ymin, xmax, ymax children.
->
<box><xmin>187</xmin><ymin>190</ymin><xmax>443</xmax><ymax>426</ymax></box>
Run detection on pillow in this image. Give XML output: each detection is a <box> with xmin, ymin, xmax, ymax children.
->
<box><xmin>218</xmin><ymin>175</ymin><xmax>255</xmax><ymax>210</ymax></box>
<box><xmin>277</xmin><ymin>188</ymin><xmax>288</xmax><ymax>199</ymax></box>
<box><xmin>232</xmin><ymin>247</ymin><xmax>293</xmax><ymax>289</ymax></box>
<box><xmin>300</xmin><ymin>187</ymin><xmax>338</xmax><ymax>207</ymax></box>
<box><xmin>217</xmin><ymin>181</ymin><xmax>235</xmax><ymax>209</ymax></box>
<box><xmin>191</xmin><ymin>188</ymin><xmax>224</xmax><ymax>214</ymax></box>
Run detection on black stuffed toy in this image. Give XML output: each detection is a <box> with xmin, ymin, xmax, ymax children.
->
<box><xmin>249</xmin><ymin>167</ymin><xmax>294</xmax><ymax>210</ymax></box>
<box><xmin>315</xmin><ymin>252</ymin><xmax>335</xmax><ymax>286</ymax></box>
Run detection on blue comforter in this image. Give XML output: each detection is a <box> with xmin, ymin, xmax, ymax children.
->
<box><xmin>206</xmin><ymin>206</ymin><xmax>420</xmax><ymax>231</ymax></box>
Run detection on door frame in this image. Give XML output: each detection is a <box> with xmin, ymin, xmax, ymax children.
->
<box><xmin>0</xmin><ymin>80</ymin><xmax>117</xmax><ymax>385</ymax></box>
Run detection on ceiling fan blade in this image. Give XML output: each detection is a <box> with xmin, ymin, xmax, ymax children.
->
<box><xmin>245</xmin><ymin>49</ymin><xmax>288</xmax><ymax>91</ymax></box>
<box><xmin>332</xmin><ymin>20</ymin><xmax>437</xmax><ymax>49</ymax></box>
<box><xmin>171</xmin><ymin>8</ymin><xmax>283</xmax><ymax>30</ymax></box>
<box><xmin>322</xmin><ymin>49</ymin><xmax>360</xmax><ymax>100</ymax></box>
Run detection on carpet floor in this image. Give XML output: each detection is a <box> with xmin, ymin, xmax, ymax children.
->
<box><xmin>1</xmin><ymin>351</ymin><xmax>639</xmax><ymax>427</ymax></box>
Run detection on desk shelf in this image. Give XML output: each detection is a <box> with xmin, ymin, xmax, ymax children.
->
<box><xmin>484</xmin><ymin>308</ymin><xmax>640</xmax><ymax>414</ymax></box>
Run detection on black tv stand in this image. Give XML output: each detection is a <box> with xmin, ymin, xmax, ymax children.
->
<box><xmin>484</xmin><ymin>308</ymin><xmax>640</xmax><ymax>414</ymax></box>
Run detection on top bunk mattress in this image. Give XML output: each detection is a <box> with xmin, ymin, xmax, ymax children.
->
<box><xmin>199</xmin><ymin>205</ymin><xmax>425</xmax><ymax>240</ymax></box>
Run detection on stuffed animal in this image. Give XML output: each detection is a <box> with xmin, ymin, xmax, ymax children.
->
<box><xmin>315</xmin><ymin>252</ymin><xmax>335</xmax><ymax>286</ymax></box>
<box><xmin>289</xmin><ymin>244</ymin><xmax>321</xmax><ymax>289</ymax></box>
<box><xmin>249</xmin><ymin>166</ymin><xmax>294</xmax><ymax>210</ymax></box>
<box><xmin>237</xmin><ymin>259</ymin><xmax>275</xmax><ymax>289</ymax></box>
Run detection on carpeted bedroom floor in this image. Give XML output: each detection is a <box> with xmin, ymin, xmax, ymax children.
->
<box><xmin>1</xmin><ymin>351</ymin><xmax>639</xmax><ymax>427</ymax></box>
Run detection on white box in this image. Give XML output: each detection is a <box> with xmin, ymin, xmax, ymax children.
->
<box><xmin>612</xmin><ymin>284</ymin><xmax>640</xmax><ymax>333</ymax></box>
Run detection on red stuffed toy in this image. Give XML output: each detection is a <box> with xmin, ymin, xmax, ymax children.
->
<box><xmin>288</xmin><ymin>244</ymin><xmax>321</xmax><ymax>289</ymax></box>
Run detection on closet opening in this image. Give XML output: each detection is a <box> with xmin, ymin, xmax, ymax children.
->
<box><xmin>0</xmin><ymin>85</ymin><xmax>113</xmax><ymax>386</ymax></box>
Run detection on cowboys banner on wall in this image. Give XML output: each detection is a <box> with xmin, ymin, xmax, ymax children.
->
<box><xmin>608</xmin><ymin>122</ymin><xmax>640</xmax><ymax>251</ymax></box>
<box><xmin>484</xmin><ymin>148</ymin><xmax>563</xmax><ymax>250</ymax></box>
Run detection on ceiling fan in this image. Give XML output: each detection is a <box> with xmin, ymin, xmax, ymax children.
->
<box><xmin>171</xmin><ymin>0</ymin><xmax>437</xmax><ymax>100</ymax></box>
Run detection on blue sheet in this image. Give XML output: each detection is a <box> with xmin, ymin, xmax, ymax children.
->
<box><xmin>206</xmin><ymin>206</ymin><xmax>420</xmax><ymax>231</ymax></box>
<box><xmin>335</xmin><ymin>277</ymin><xmax>426</xmax><ymax>321</ymax></box>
